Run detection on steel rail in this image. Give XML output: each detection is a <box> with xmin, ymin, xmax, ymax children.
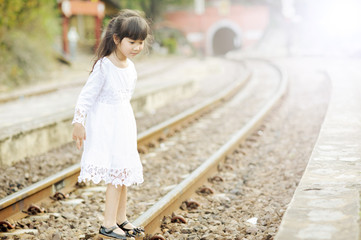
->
<box><xmin>0</xmin><ymin>61</ymin><xmax>251</xmax><ymax>222</ymax></box>
<box><xmin>133</xmin><ymin>58</ymin><xmax>288</xmax><ymax>237</ymax></box>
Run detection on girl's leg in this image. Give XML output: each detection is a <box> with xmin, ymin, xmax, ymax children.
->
<box><xmin>116</xmin><ymin>186</ymin><xmax>142</xmax><ymax>232</ymax></box>
<box><xmin>103</xmin><ymin>184</ymin><xmax>126</xmax><ymax>234</ymax></box>
<box><xmin>116</xmin><ymin>185</ymin><xmax>128</xmax><ymax>223</ymax></box>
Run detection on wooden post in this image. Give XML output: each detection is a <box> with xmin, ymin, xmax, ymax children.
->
<box><xmin>95</xmin><ymin>16</ymin><xmax>102</xmax><ymax>52</ymax></box>
<box><xmin>62</xmin><ymin>16</ymin><xmax>70</xmax><ymax>55</ymax></box>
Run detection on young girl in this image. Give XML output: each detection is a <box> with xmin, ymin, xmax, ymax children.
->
<box><xmin>72</xmin><ymin>9</ymin><xmax>150</xmax><ymax>240</ymax></box>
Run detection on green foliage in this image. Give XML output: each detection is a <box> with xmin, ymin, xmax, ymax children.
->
<box><xmin>162</xmin><ymin>37</ymin><xmax>177</xmax><ymax>54</ymax></box>
<box><xmin>0</xmin><ymin>0</ymin><xmax>59</xmax><ymax>91</ymax></box>
<box><xmin>116</xmin><ymin>0</ymin><xmax>193</xmax><ymax>55</ymax></box>
<box><xmin>153</xmin><ymin>25</ymin><xmax>195</xmax><ymax>55</ymax></box>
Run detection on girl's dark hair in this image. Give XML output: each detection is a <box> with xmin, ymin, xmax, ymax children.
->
<box><xmin>91</xmin><ymin>9</ymin><xmax>151</xmax><ymax>72</ymax></box>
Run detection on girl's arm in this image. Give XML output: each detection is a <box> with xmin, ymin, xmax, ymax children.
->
<box><xmin>72</xmin><ymin>60</ymin><xmax>105</xmax><ymax>126</ymax></box>
<box><xmin>72</xmin><ymin>60</ymin><xmax>105</xmax><ymax>149</ymax></box>
<box><xmin>72</xmin><ymin>122</ymin><xmax>86</xmax><ymax>150</ymax></box>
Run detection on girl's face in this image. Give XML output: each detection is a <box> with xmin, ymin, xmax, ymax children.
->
<box><xmin>115</xmin><ymin>37</ymin><xmax>144</xmax><ymax>59</ymax></box>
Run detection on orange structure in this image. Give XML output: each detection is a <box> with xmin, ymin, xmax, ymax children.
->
<box><xmin>59</xmin><ymin>0</ymin><xmax>105</xmax><ymax>55</ymax></box>
<box><xmin>165</xmin><ymin>4</ymin><xmax>269</xmax><ymax>55</ymax></box>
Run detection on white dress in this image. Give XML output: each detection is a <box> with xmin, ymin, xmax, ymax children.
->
<box><xmin>72</xmin><ymin>57</ymin><xmax>143</xmax><ymax>187</ymax></box>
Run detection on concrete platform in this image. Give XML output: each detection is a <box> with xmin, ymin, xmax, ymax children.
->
<box><xmin>0</xmin><ymin>56</ymin><xmax>185</xmax><ymax>104</ymax></box>
<box><xmin>0</xmin><ymin>57</ymin><xmax>222</xmax><ymax>166</ymax></box>
<box><xmin>276</xmin><ymin>59</ymin><xmax>361</xmax><ymax>240</ymax></box>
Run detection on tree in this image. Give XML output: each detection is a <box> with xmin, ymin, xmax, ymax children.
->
<box><xmin>0</xmin><ymin>0</ymin><xmax>59</xmax><ymax>90</ymax></box>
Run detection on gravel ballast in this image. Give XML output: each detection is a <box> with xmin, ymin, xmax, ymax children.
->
<box><xmin>156</xmin><ymin>58</ymin><xmax>331</xmax><ymax>240</ymax></box>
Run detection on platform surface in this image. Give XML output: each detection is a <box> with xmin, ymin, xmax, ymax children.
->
<box><xmin>276</xmin><ymin>58</ymin><xmax>361</xmax><ymax>240</ymax></box>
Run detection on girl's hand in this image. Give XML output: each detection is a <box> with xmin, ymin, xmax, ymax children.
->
<box><xmin>72</xmin><ymin>123</ymin><xmax>86</xmax><ymax>150</ymax></box>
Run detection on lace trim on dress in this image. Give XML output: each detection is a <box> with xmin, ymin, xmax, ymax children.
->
<box><xmin>78</xmin><ymin>165</ymin><xmax>144</xmax><ymax>187</ymax></box>
<box><xmin>72</xmin><ymin>107</ymin><xmax>86</xmax><ymax>126</ymax></box>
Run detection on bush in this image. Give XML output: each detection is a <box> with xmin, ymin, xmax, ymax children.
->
<box><xmin>162</xmin><ymin>37</ymin><xmax>177</xmax><ymax>54</ymax></box>
<box><xmin>0</xmin><ymin>0</ymin><xmax>59</xmax><ymax>91</ymax></box>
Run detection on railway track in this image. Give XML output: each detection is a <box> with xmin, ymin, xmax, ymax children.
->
<box><xmin>0</xmin><ymin>58</ymin><xmax>250</xmax><ymax>228</ymax></box>
<box><xmin>0</xmin><ymin>57</ymin><xmax>286</xmax><ymax>239</ymax></box>
<box><xmin>134</xmin><ymin>58</ymin><xmax>287</xmax><ymax>239</ymax></box>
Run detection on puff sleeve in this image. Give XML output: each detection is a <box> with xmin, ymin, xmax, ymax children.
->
<box><xmin>72</xmin><ymin>60</ymin><xmax>105</xmax><ymax>126</ymax></box>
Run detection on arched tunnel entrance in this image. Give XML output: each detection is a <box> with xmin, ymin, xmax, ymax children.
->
<box><xmin>212</xmin><ymin>27</ymin><xmax>241</xmax><ymax>55</ymax></box>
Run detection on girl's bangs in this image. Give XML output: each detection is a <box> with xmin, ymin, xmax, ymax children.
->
<box><xmin>124</xmin><ymin>18</ymin><xmax>148</xmax><ymax>40</ymax></box>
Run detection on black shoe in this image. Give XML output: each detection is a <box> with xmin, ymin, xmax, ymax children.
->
<box><xmin>117</xmin><ymin>220</ymin><xmax>145</xmax><ymax>237</ymax></box>
<box><xmin>99</xmin><ymin>225</ymin><xmax>134</xmax><ymax>239</ymax></box>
